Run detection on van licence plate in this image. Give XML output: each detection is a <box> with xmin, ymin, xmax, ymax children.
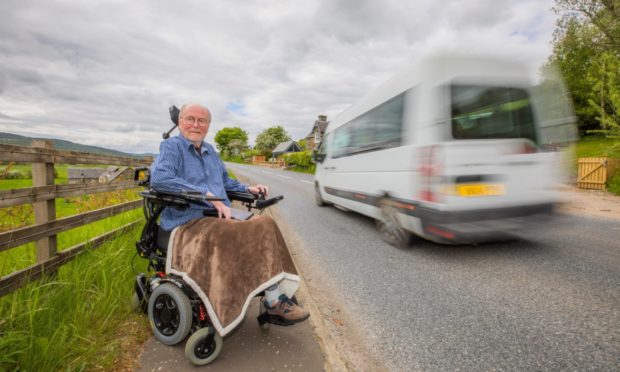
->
<box><xmin>456</xmin><ymin>184</ymin><xmax>505</xmax><ymax>197</ymax></box>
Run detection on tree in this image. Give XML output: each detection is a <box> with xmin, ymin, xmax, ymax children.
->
<box><xmin>547</xmin><ymin>18</ymin><xmax>601</xmax><ymax>133</ymax></box>
<box><xmin>586</xmin><ymin>51</ymin><xmax>620</xmax><ymax>136</ymax></box>
<box><xmin>254</xmin><ymin>126</ymin><xmax>291</xmax><ymax>156</ymax></box>
<box><xmin>547</xmin><ymin>0</ymin><xmax>620</xmax><ymax>135</ymax></box>
<box><xmin>297</xmin><ymin>138</ymin><xmax>307</xmax><ymax>150</ymax></box>
<box><xmin>553</xmin><ymin>0</ymin><xmax>620</xmax><ymax>54</ymax></box>
<box><xmin>214</xmin><ymin>127</ymin><xmax>248</xmax><ymax>156</ymax></box>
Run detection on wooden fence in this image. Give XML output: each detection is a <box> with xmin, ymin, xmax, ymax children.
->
<box><xmin>0</xmin><ymin>141</ymin><xmax>152</xmax><ymax>296</ymax></box>
<box><xmin>577</xmin><ymin>157</ymin><xmax>620</xmax><ymax>190</ymax></box>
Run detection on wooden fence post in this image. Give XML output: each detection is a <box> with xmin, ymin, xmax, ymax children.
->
<box><xmin>31</xmin><ymin>140</ymin><xmax>57</xmax><ymax>262</ymax></box>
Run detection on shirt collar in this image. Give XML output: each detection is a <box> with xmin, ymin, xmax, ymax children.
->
<box><xmin>178</xmin><ymin>133</ymin><xmax>209</xmax><ymax>155</ymax></box>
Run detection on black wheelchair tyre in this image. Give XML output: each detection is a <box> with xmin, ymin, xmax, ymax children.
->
<box><xmin>148</xmin><ymin>282</ymin><xmax>193</xmax><ymax>345</ymax></box>
<box><xmin>185</xmin><ymin>327</ymin><xmax>223</xmax><ymax>366</ymax></box>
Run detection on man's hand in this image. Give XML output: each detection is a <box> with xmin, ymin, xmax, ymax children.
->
<box><xmin>207</xmin><ymin>192</ymin><xmax>231</xmax><ymax>219</ymax></box>
<box><xmin>248</xmin><ymin>184</ymin><xmax>269</xmax><ymax>197</ymax></box>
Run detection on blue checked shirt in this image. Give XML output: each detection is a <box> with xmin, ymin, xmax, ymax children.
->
<box><xmin>150</xmin><ymin>134</ymin><xmax>249</xmax><ymax>231</ymax></box>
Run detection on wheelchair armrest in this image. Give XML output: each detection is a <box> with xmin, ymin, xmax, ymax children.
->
<box><xmin>255</xmin><ymin>195</ymin><xmax>284</xmax><ymax>209</ymax></box>
<box><xmin>227</xmin><ymin>191</ymin><xmax>257</xmax><ymax>203</ymax></box>
<box><xmin>142</xmin><ymin>189</ymin><xmax>225</xmax><ymax>208</ymax></box>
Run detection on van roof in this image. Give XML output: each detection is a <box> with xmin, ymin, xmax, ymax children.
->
<box><xmin>326</xmin><ymin>53</ymin><xmax>532</xmax><ymax>134</ymax></box>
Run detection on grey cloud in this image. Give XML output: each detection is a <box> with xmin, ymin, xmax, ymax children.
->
<box><xmin>0</xmin><ymin>111</ymin><xmax>16</xmax><ymax>119</ymax></box>
<box><xmin>0</xmin><ymin>72</ymin><xmax>6</xmax><ymax>94</ymax></box>
<box><xmin>11</xmin><ymin>68</ymin><xmax>45</xmax><ymax>85</ymax></box>
<box><xmin>0</xmin><ymin>0</ymin><xmax>557</xmax><ymax>153</ymax></box>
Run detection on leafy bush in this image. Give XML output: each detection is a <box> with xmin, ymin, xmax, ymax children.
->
<box><xmin>0</xmin><ymin>164</ymin><xmax>32</xmax><ymax>179</ymax></box>
<box><xmin>0</xmin><ymin>204</ymin><xmax>33</xmax><ymax>232</ymax></box>
<box><xmin>4</xmin><ymin>170</ymin><xmax>29</xmax><ymax>179</ymax></box>
<box><xmin>221</xmin><ymin>155</ymin><xmax>245</xmax><ymax>164</ymax></box>
<box><xmin>238</xmin><ymin>149</ymin><xmax>263</xmax><ymax>163</ymax></box>
<box><xmin>282</xmin><ymin>151</ymin><xmax>315</xmax><ymax>173</ymax></box>
<box><xmin>282</xmin><ymin>151</ymin><xmax>312</xmax><ymax>168</ymax></box>
<box><xmin>608</xmin><ymin>170</ymin><xmax>620</xmax><ymax>196</ymax></box>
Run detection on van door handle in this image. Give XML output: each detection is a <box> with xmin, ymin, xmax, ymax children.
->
<box><xmin>325</xmin><ymin>166</ymin><xmax>336</xmax><ymax>170</ymax></box>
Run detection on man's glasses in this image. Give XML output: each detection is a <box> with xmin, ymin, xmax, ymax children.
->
<box><xmin>182</xmin><ymin>116</ymin><xmax>210</xmax><ymax>127</ymax></box>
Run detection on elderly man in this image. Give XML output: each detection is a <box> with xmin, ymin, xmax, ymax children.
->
<box><xmin>151</xmin><ymin>103</ymin><xmax>309</xmax><ymax>324</ymax></box>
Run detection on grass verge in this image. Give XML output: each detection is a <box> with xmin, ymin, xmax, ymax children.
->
<box><xmin>284</xmin><ymin>165</ymin><xmax>315</xmax><ymax>174</ymax></box>
<box><xmin>574</xmin><ymin>136</ymin><xmax>620</xmax><ymax>159</ymax></box>
<box><xmin>0</xmin><ymin>223</ymin><xmax>151</xmax><ymax>371</ymax></box>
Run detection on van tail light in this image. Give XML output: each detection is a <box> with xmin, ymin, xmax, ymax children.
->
<box><xmin>519</xmin><ymin>142</ymin><xmax>538</xmax><ymax>154</ymax></box>
<box><xmin>503</xmin><ymin>141</ymin><xmax>538</xmax><ymax>155</ymax></box>
<box><xmin>418</xmin><ymin>145</ymin><xmax>444</xmax><ymax>203</ymax></box>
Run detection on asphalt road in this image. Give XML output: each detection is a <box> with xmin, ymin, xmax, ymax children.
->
<box><xmin>226</xmin><ymin>162</ymin><xmax>620</xmax><ymax>371</ymax></box>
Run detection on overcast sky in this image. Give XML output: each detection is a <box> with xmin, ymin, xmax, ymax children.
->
<box><xmin>0</xmin><ymin>0</ymin><xmax>558</xmax><ymax>154</ymax></box>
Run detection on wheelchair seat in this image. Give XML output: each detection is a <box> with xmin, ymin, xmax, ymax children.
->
<box><xmin>156</xmin><ymin>225</ymin><xmax>171</xmax><ymax>253</ymax></box>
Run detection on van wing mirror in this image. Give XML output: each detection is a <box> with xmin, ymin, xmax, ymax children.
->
<box><xmin>311</xmin><ymin>150</ymin><xmax>325</xmax><ymax>163</ymax></box>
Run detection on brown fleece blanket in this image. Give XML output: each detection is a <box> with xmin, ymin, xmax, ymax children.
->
<box><xmin>165</xmin><ymin>215</ymin><xmax>300</xmax><ymax>336</ymax></box>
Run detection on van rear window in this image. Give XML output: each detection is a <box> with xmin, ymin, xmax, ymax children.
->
<box><xmin>451</xmin><ymin>85</ymin><xmax>537</xmax><ymax>143</ymax></box>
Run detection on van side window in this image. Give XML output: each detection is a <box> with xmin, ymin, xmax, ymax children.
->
<box><xmin>332</xmin><ymin>93</ymin><xmax>405</xmax><ymax>158</ymax></box>
<box><xmin>318</xmin><ymin>132</ymin><xmax>330</xmax><ymax>158</ymax></box>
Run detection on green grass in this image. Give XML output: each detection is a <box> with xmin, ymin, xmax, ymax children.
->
<box><xmin>574</xmin><ymin>136</ymin><xmax>620</xmax><ymax>159</ymax></box>
<box><xmin>0</xmin><ymin>224</ymin><xmax>151</xmax><ymax>371</ymax></box>
<box><xmin>608</xmin><ymin>174</ymin><xmax>620</xmax><ymax>195</ymax></box>
<box><xmin>0</xmin><ymin>179</ymin><xmax>32</xmax><ymax>189</ymax></box>
<box><xmin>284</xmin><ymin>165</ymin><xmax>316</xmax><ymax>174</ymax></box>
<box><xmin>0</xmin><ymin>208</ymin><xmax>142</xmax><ymax>276</ymax></box>
<box><xmin>0</xmin><ymin>164</ymin><xmax>108</xmax><ymax>190</ymax></box>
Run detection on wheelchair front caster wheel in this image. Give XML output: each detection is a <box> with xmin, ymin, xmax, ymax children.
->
<box><xmin>185</xmin><ymin>327</ymin><xmax>223</xmax><ymax>366</ymax></box>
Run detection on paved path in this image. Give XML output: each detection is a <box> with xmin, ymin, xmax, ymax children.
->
<box><xmin>137</xmin><ymin>299</ymin><xmax>325</xmax><ymax>372</ymax></box>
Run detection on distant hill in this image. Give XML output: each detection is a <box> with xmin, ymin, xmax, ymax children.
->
<box><xmin>0</xmin><ymin>132</ymin><xmax>155</xmax><ymax>159</ymax></box>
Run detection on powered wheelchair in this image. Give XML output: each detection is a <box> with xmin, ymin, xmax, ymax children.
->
<box><xmin>131</xmin><ymin>167</ymin><xmax>293</xmax><ymax>366</ymax></box>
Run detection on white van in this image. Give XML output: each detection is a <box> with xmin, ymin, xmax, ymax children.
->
<box><xmin>313</xmin><ymin>53</ymin><xmax>576</xmax><ymax>246</ymax></box>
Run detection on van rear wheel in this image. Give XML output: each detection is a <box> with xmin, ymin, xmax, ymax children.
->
<box><xmin>377</xmin><ymin>198</ymin><xmax>412</xmax><ymax>248</ymax></box>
